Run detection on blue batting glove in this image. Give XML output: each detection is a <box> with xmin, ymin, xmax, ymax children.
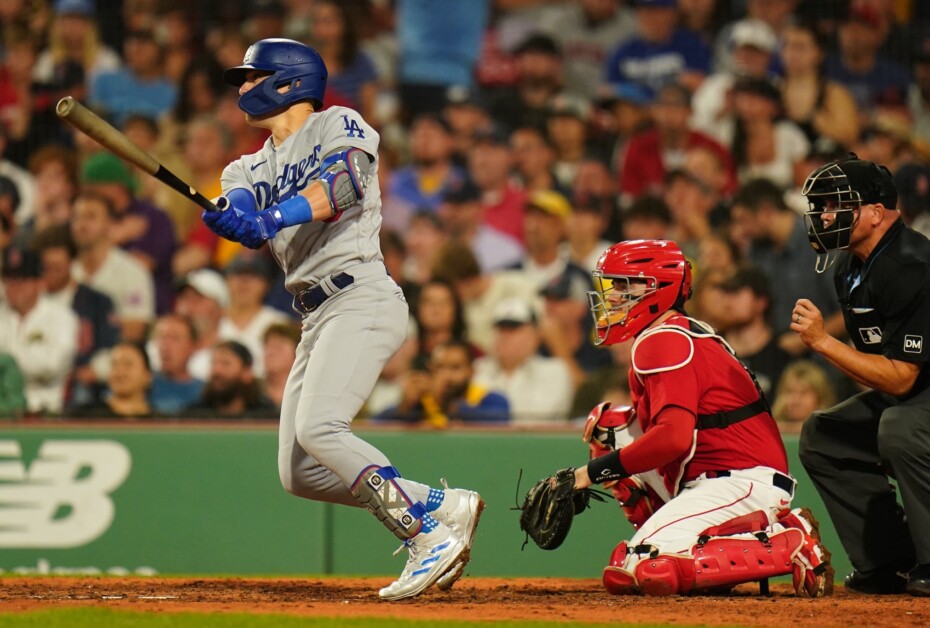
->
<box><xmin>236</xmin><ymin>209</ymin><xmax>283</xmax><ymax>249</ymax></box>
<box><xmin>203</xmin><ymin>196</ymin><xmax>247</xmax><ymax>241</ymax></box>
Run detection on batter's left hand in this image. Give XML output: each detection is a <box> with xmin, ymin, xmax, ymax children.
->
<box><xmin>239</xmin><ymin>210</ymin><xmax>281</xmax><ymax>248</ymax></box>
<box><xmin>791</xmin><ymin>298</ymin><xmax>827</xmax><ymax>350</ymax></box>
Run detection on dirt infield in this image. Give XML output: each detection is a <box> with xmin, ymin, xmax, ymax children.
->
<box><xmin>1</xmin><ymin>577</ymin><xmax>929</xmax><ymax>626</ymax></box>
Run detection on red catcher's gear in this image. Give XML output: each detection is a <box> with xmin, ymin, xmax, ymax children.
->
<box><xmin>588</xmin><ymin>240</ymin><xmax>692</xmax><ymax>346</ymax></box>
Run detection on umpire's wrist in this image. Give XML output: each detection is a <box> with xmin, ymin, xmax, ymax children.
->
<box><xmin>587</xmin><ymin>451</ymin><xmax>630</xmax><ymax>484</ymax></box>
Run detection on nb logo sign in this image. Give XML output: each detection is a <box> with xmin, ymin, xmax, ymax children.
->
<box><xmin>905</xmin><ymin>335</ymin><xmax>923</xmax><ymax>353</ymax></box>
<box><xmin>0</xmin><ymin>440</ymin><xmax>131</xmax><ymax>548</ymax></box>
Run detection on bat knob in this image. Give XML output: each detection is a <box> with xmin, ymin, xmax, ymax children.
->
<box><xmin>214</xmin><ymin>196</ymin><xmax>230</xmax><ymax>212</ymax></box>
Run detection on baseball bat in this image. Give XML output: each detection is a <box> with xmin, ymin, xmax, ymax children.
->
<box><xmin>55</xmin><ymin>96</ymin><xmax>218</xmax><ymax>212</ymax></box>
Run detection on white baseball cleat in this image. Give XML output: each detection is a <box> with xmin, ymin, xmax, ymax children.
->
<box><xmin>379</xmin><ymin>523</ymin><xmax>466</xmax><ymax>601</ymax></box>
<box><xmin>433</xmin><ymin>482</ymin><xmax>485</xmax><ymax>591</ymax></box>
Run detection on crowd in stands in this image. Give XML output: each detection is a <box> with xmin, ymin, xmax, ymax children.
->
<box><xmin>2</xmin><ymin>0</ymin><xmax>930</xmax><ymax>431</ymax></box>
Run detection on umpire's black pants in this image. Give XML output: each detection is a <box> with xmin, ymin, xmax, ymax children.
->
<box><xmin>799</xmin><ymin>387</ymin><xmax>930</xmax><ymax>573</ymax></box>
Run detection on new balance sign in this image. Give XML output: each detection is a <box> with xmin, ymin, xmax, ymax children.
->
<box><xmin>905</xmin><ymin>336</ymin><xmax>923</xmax><ymax>354</ymax></box>
<box><xmin>0</xmin><ymin>440</ymin><xmax>131</xmax><ymax>548</ymax></box>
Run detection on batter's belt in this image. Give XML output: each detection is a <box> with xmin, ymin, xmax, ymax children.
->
<box><xmin>292</xmin><ymin>262</ymin><xmax>392</xmax><ymax>315</ymax></box>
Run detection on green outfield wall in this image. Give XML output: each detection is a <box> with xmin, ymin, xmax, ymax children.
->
<box><xmin>0</xmin><ymin>424</ymin><xmax>850</xmax><ymax>580</ymax></box>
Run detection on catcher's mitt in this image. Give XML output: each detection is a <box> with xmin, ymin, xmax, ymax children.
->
<box><xmin>518</xmin><ymin>467</ymin><xmax>607</xmax><ymax>550</ymax></box>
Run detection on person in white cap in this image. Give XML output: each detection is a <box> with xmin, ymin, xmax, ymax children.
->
<box><xmin>692</xmin><ymin>18</ymin><xmax>778</xmax><ymax>139</ymax></box>
<box><xmin>472</xmin><ymin>297</ymin><xmax>573</xmax><ymax>425</ymax></box>
<box><xmin>173</xmin><ymin>268</ymin><xmax>229</xmax><ymax>381</ymax></box>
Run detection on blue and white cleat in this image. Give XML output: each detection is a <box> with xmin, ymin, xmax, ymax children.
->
<box><xmin>433</xmin><ymin>482</ymin><xmax>485</xmax><ymax>591</ymax></box>
<box><xmin>379</xmin><ymin>523</ymin><xmax>466</xmax><ymax>601</ymax></box>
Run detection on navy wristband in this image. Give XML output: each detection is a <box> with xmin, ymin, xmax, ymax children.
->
<box><xmin>587</xmin><ymin>451</ymin><xmax>630</xmax><ymax>484</ymax></box>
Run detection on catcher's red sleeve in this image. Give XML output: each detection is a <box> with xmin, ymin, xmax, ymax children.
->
<box><xmin>619</xmin><ymin>406</ymin><xmax>695</xmax><ymax>474</ymax></box>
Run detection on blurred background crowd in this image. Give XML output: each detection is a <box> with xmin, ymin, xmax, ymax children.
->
<box><xmin>0</xmin><ymin>0</ymin><xmax>928</xmax><ymax>431</ymax></box>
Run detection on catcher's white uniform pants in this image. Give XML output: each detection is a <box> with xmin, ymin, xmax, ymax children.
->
<box><xmin>277</xmin><ymin>264</ymin><xmax>431</xmax><ymax>508</ymax></box>
<box><xmin>623</xmin><ymin>466</ymin><xmax>795</xmax><ymax>570</ymax></box>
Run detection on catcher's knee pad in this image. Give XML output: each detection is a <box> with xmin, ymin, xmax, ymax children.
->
<box><xmin>350</xmin><ymin>465</ymin><xmax>423</xmax><ymax>540</ymax></box>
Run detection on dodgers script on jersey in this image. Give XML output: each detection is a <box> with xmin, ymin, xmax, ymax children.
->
<box><xmin>221</xmin><ymin>106</ymin><xmax>381</xmax><ymax>293</ymax></box>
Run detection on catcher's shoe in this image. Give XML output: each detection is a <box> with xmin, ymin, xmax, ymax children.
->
<box><xmin>776</xmin><ymin>507</ymin><xmax>834</xmax><ymax>597</ymax></box>
<box><xmin>379</xmin><ymin>522</ymin><xmax>466</xmax><ymax>601</ymax></box>
<box><xmin>433</xmin><ymin>483</ymin><xmax>486</xmax><ymax>591</ymax></box>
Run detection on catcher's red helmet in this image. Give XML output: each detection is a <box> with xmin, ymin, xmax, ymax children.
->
<box><xmin>588</xmin><ymin>240</ymin><xmax>692</xmax><ymax>346</ymax></box>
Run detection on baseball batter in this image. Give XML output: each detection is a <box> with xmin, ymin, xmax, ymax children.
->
<box><xmin>200</xmin><ymin>38</ymin><xmax>483</xmax><ymax>601</ymax></box>
<box><xmin>573</xmin><ymin>240</ymin><xmax>832</xmax><ymax>596</ymax></box>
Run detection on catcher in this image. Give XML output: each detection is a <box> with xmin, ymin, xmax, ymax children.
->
<box><xmin>521</xmin><ymin>240</ymin><xmax>833</xmax><ymax>597</ymax></box>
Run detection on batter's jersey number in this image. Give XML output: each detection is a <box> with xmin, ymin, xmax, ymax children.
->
<box><xmin>342</xmin><ymin>115</ymin><xmax>365</xmax><ymax>138</ymax></box>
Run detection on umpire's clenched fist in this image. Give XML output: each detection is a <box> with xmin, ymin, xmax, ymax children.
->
<box><xmin>791</xmin><ymin>298</ymin><xmax>827</xmax><ymax>349</ymax></box>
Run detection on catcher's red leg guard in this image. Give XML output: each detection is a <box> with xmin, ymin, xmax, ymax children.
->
<box><xmin>603</xmin><ymin>542</ymin><xmax>641</xmax><ymax>595</ymax></box>
<box><xmin>690</xmin><ymin>528</ymin><xmax>802</xmax><ymax>590</ymax></box>
<box><xmin>632</xmin><ymin>529</ymin><xmax>804</xmax><ymax>595</ymax></box>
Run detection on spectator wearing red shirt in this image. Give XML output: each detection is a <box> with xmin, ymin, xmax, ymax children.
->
<box><xmin>618</xmin><ymin>82</ymin><xmax>735</xmax><ymax>206</ymax></box>
<box><xmin>468</xmin><ymin>125</ymin><xmax>526</xmax><ymax>244</ymax></box>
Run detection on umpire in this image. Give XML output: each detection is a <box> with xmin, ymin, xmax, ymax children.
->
<box><xmin>792</xmin><ymin>154</ymin><xmax>930</xmax><ymax>596</ymax></box>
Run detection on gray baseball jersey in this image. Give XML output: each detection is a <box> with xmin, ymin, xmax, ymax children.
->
<box><xmin>220</xmin><ymin>106</ymin><xmax>382</xmax><ymax>294</ymax></box>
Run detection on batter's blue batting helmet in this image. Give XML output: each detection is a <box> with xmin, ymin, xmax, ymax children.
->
<box><xmin>223</xmin><ymin>38</ymin><xmax>328</xmax><ymax>117</ymax></box>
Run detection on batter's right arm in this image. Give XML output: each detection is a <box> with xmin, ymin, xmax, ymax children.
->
<box><xmin>218</xmin><ymin>147</ymin><xmax>372</xmax><ymax>246</ymax></box>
